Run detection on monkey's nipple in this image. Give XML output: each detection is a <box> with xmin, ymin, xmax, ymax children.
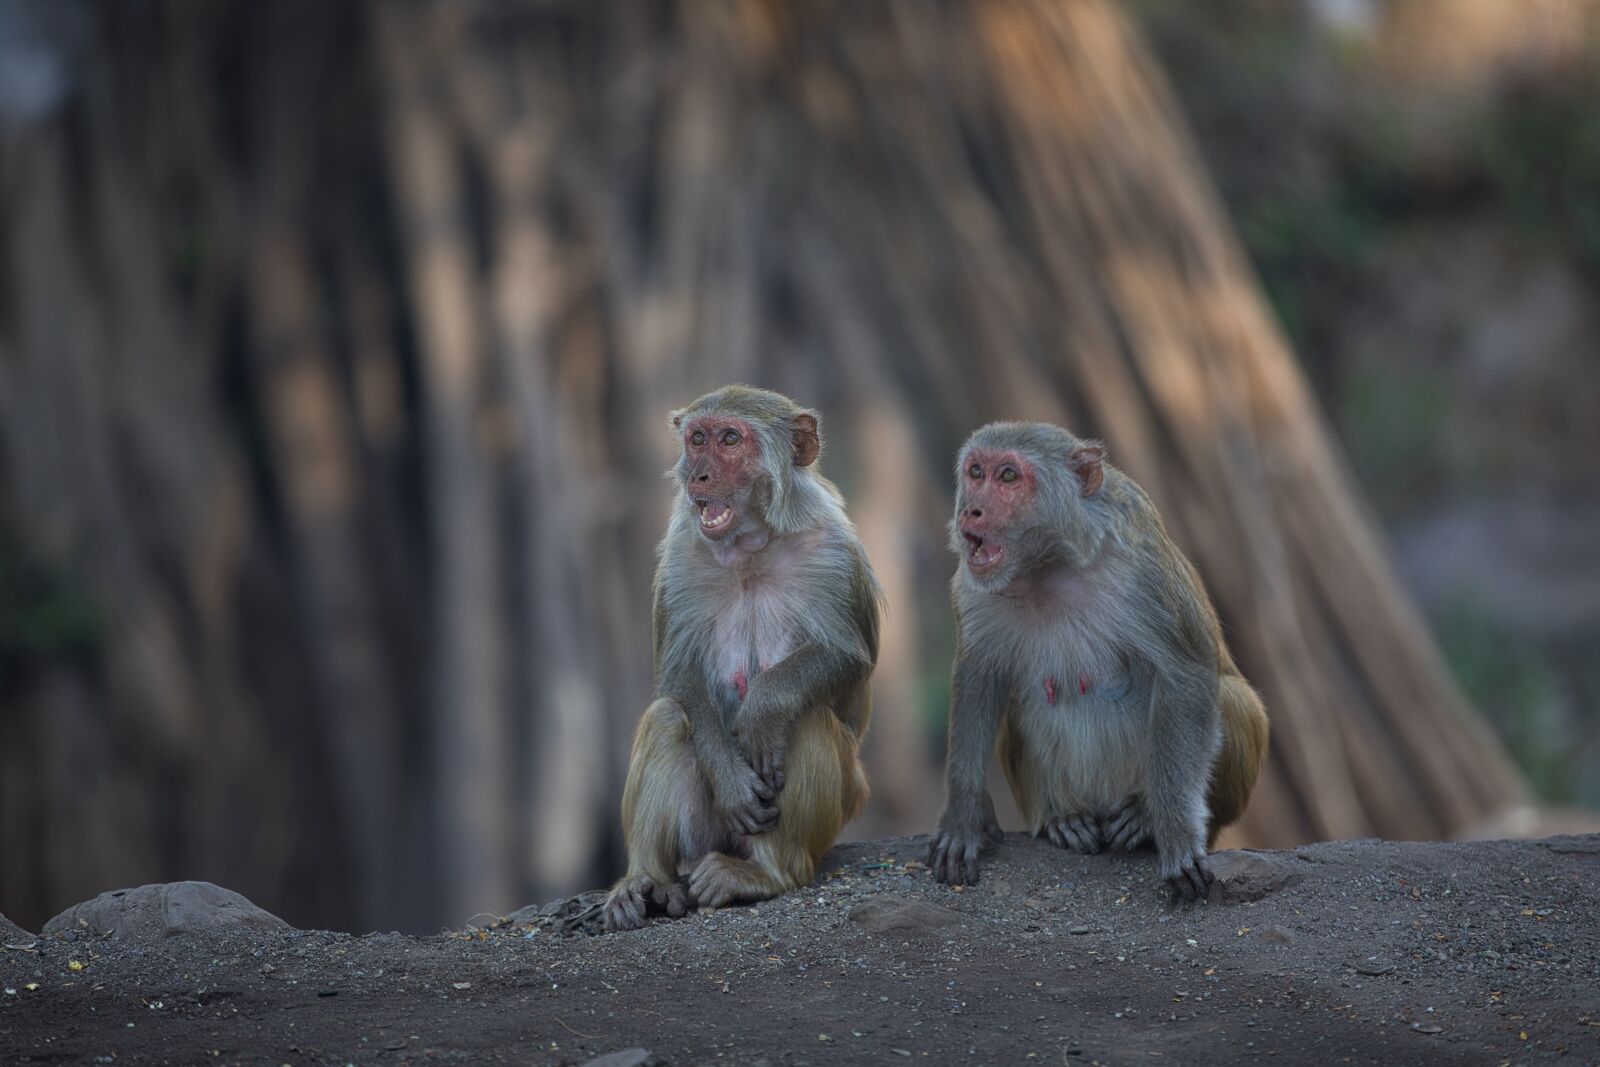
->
<box><xmin>1044</xmin><ymin>677</ymin><xmax>1057</xmax><ymax>705</ymax></box>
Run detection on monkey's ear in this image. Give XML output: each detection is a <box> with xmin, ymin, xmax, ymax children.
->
<box><xmin>790</xmin><ymin>412</ymin><xmax>821</xmax><ymax>467</ymax></box>
<box><xmin>670</xmin><ymin>412</ymin><xmax>685</xmax><ymax>432</ymax></box>
<box><xmin>1068</xmin><ymin>443</ymin><xmax>1105</xmax><ymax>496</ymax></box>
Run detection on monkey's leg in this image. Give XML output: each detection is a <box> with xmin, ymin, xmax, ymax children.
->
<box><xmin>1204</xmin><ymin>674</ymin><xmax>1269</xmax><ymax>846</ymax></box>
<box><xmin>603</xmin><ymin>699</ymin><xmax>713</xmax><ymax>932</ymax></box>
<box><xmin>998</xmin><ymin>715</ymin><xmax>1103</xmax><ymax>854</ymax></box>
<box><xmin>689</xmin><ymin>708</ymin><xmax>861</xmax><ymax>910</ymax></box>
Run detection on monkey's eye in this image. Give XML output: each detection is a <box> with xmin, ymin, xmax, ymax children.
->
<box><xmin>968</xmin><ymin>462</ymin><xmax>983</xmax><ymax>480</ymax></box>
<box><xmin>720</xmin><ymin>429</ymin><xmax>741</xmax><ymax>447</ymax></box>
<box><xmin>690</xmin><ymin>430</ymin><xmax>707</xmax><ymax>447</ymax></box>
<box><xmin>1000</xmin><ymin>467</ymin><xmax>1018</xmax><ymax>483</ymax></box>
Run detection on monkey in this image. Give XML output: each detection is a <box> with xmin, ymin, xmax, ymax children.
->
<box><xmin>927</xmin><ymin>422</ymin><xmax>1269</xmax><ymax>901</ymax></box>
<box><xmin>602</xmin><ymin>385</ymin><xmax>883</xmax><ymax>932</ymax></box>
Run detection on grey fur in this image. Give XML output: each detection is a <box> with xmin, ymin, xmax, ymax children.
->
<box><xmin>930</xmin><ymin>421</ymin><xmax>1222</xmax><ymax>900</ymax></box>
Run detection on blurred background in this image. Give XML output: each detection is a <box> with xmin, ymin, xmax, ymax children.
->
<box><xmin>1</xmin><ymin>0</ymin><xmax>1596</xmax><ymax>935</ymax></box>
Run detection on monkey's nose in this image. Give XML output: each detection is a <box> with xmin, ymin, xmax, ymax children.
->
<box><xmin>695</xmin><ymin>472</ymin><xmax>710</xmax><ymax>482</ymax></box>
<box><xmin>965</xmin><ymin>507</ymin><xmax>983</xmax><ymax>519</ymax></box>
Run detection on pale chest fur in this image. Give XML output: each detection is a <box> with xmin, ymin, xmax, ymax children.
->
<box><xmin>697</xmin><ymin>529</ymin><xmax>828</xmax><ymax>714</ymax></box>
<box><xmin>965</xmin><ymin>556</ymin><xmax>1153</xmax><ymax>814</ymax></box>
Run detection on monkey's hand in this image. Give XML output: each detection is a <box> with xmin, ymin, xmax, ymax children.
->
<box><xmin>731</xmin><ymin>709</ymin><xmax>789</xmax><ymax>794</ymax></box>
<box><xmin>928</xmin><ymin>800</ymin><xmax>1003</xmax><ymax>886</ymax></box>
<box><xmin>1157</xmin><ymin>838</ymin><xmax>1214</xmax><ymax>903</ymax></box>
<box><xmin>707</xmin><ymin>757</ymin><xmax>780</xmax><ymax>836</ymax></box>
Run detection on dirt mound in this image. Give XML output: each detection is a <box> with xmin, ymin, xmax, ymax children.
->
<box><xmin>3</xmin><ymin>835</ymin><xmax>1596</xmax><ymax>1064</ymax></box>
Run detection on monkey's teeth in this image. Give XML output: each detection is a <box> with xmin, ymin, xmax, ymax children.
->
<box><xmin>967</xmin><ymin>541</ymin><xmax>1002</xmax><ymax>568</ymax></box>
<box><xmin>700</xmin><ymin>504</ymin><xmax>732</xmax><ymax>530</ymax></box>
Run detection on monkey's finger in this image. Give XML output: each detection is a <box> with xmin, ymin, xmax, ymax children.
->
<box><xmin>1166</xmin><ymin>873</ymin><xmax>1192</xmax><ymax>903</ymax></box>
<box><xmin>962</xmin><ymin>845</ymin><xmax>980</xmax><ymax>886</ymax></box>
<box><xmin>751</xmin><ymin>778</ymin><xmax>775</xmax><ymax>802</ymax></box>
<box><xmin>933</xmin><ymin>845</ymin><xmax>961</xmax><ymax>884</ymax></box>
<box><xmin>1186</xmin><ymin>864</ymin><xmax>1209</xmax><ymax>901</ymax></box>
<box><xmin>1169</xmin><ymin>858</ymin><xmax>1208</xmax><ymax>902</ymax></box>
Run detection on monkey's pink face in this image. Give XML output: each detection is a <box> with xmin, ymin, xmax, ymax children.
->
<box><xmin>679</xmin><ymin>416</ymin><xmax>763</xmax><ymax>540</ymax></box>
<box><xmin>956</xmin><ymin>448</ymin><xmax>1036</xmax><ymax>578</ymax></box>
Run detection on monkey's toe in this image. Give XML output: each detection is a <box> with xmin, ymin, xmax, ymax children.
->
<box><xmin>650</xmin><ymin>881</ymin><xmax>690</xmax><ymax>918</ymax></box>
<box><xmin>602</xmin><ymin>877</ymin><xmax>654</xmax><ymax>932</ymax></box>
<box><xmin>1103</xmin><ymin>802</ymin><xmax>1151</xmax><ymax>851</ymax></box>
<box><xmin>688</xmin><ymin>853</ymin><xmax>742</xmax><ymax>910</ymax></box>
<box><xmin>1044</xmin><ymin>814</ymin><xmax>1102</xmax><ymax>854</ymax></box>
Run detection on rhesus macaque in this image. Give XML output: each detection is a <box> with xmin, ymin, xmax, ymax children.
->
<box><xmin>603</xmin><ymin>385</ymin><xmax>882</xmax><ymax>932</ymax></box>
<box><xmin>928</xmin><ymin>423</ymin><xmax>1269</xmax><ymax>900</ymax></box>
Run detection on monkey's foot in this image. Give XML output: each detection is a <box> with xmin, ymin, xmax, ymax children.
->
<box><xmin>650</xmin><ymin>880</ymin><xmax>691</xmax><ymax>918</ymax></box>
<box><xmin>602</xmin><ymin>875</ymin><xmax>655</xmax><ymax>932</ymax></box>
<box><xmin>602</xmin><ymin>875</ymin><xmax>690</xmax><ymax>932</ymax></box>
<box><xmin>1103</xmin><ymin>796</ymin><xmax>1152</xmax><ymax>851</ymax></box>
<box><xmin>1042</xmin><ymin>813</ymin><xmax>1103</xmax><ymax>854</ymax></box>
<box><xmin>688</xmin><ymin>852</ymin><xmax>776</xmax><ymax>910</ymax></box>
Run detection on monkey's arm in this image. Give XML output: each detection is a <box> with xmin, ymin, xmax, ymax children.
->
<box><xmin>1142</xmin><ymin>552</ymin><xmax>1224</xmax><ymax>901</ymax></box>
<box><xmin>733</xmin><ymin>641</ymin><xmax>872</xmax><ymax>791</ymax></box>
<box><xmin>1145</xmin><ymin>659</ymin><xmax>1220</xmax><ymax>901</ymax></box>
<box><xmin>928</xmin><ymin>654</ymin><xmax>1008</xmax><ymax>885</ymax></box>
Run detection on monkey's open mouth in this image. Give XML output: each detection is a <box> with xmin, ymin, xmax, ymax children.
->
<box><xmin>963</xmin><ymin>532</ymin><xmax>1004</xmax><ymax>570</ymax></box>
<box><xmin>698</xmin><ymin>500</ymin><xmax>735</xmax><ymax>534</ymax></box>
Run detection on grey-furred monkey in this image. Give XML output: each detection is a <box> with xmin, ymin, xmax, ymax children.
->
<box><xmin>928</xmin><ymin>422</ymin><xmax>1269</xmax><ymax>900</ymax></box>
<box><xmin>603</xmin><ymin>385</ymin><xmax>883</xmax><ymax>932</ymax></box>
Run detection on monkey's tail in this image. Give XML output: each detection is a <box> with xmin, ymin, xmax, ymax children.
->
<box><xmin>1206</xmin><ymin>672</ymin><xmax>1269</xmax><ymax>846</ymax></box>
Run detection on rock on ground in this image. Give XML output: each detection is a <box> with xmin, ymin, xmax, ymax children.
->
<box><xmin>578</xmin><ymin>1048</ymin><xmax>658</xmax><ymax>1067</ymax></box>
<box><xmin>3</xmin><ymin>835</ymin><xmax>1598</xmax><ymax>1065</ymax></box>
<box><xmin>1206</xmin><ymin>848</ymin><xmax>1296</xmax><ymax>902</ymax></box>
<box><xmin>41</xmin><ymin>881</ymin><xmax>288</xmax><ymax>943</ymax></box>
<box><xmin>0</xmin><ymin>913</ymin><xmax>32</xmax><ymax>945</ymax></box>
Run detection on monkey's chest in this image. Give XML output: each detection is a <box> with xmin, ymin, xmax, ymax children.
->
<box><xmin>1005</xmin><ymin>609</ymin><xmax>1141</xmax><ymax>711</ymax></box>
<box><xmin>706</xmin><ymin>585</ymin><xmax>802</xmax><ymax>712</ymax></box>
